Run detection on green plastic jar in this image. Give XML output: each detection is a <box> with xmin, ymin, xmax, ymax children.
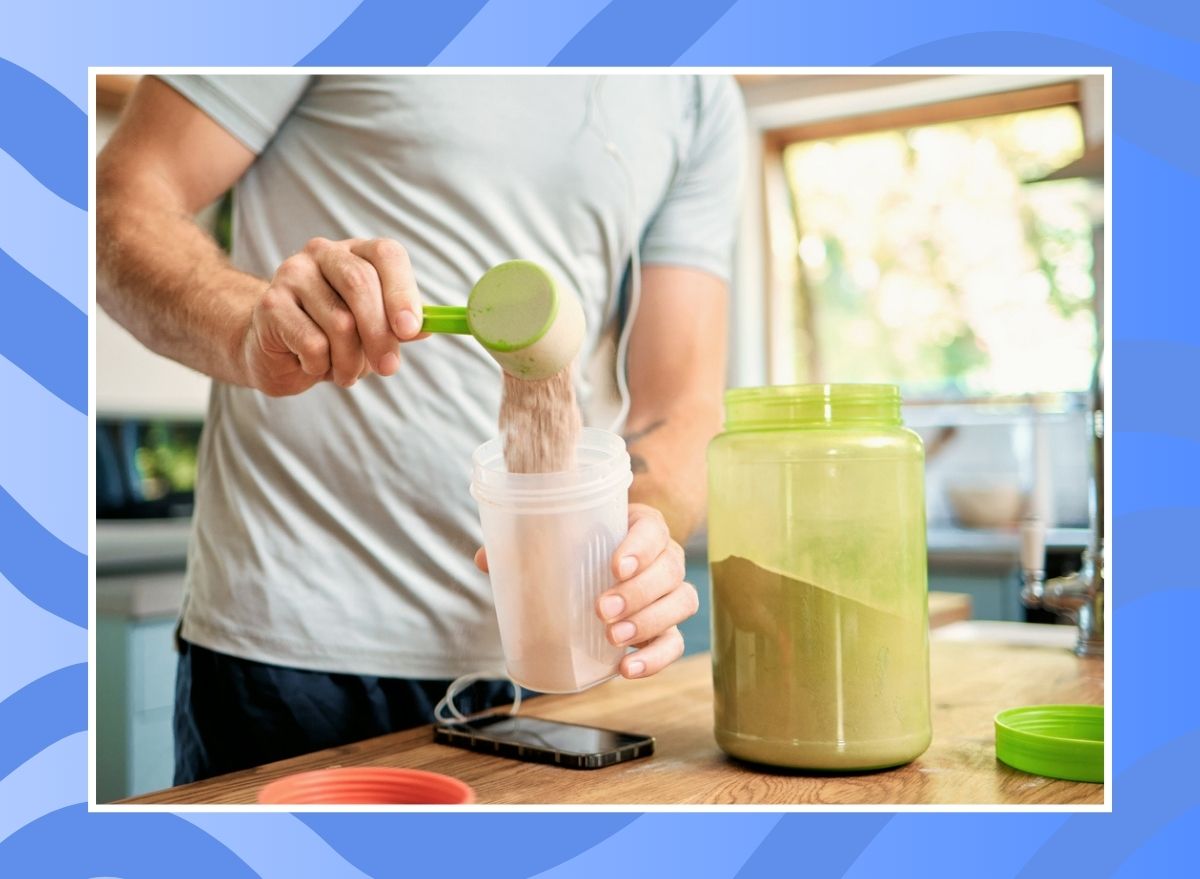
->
<box><xmin>708</xmin><ymin>384</ymin><xmax>931</xmax><ymax>770</ymax></box>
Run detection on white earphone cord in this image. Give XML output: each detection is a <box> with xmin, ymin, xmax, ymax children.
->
<box><xmin>434</xmin><ymin>672</ymin><xmax>523</xmax><ymax>725</ymax></box>
<box><xmin>596</xmin><ymin>76</ymin><xmax>642</xmax><ymax>434</ymax></box>
<box><xmin>435</xmin><ymin>76</ymin><xmax>641</xmax><ymax>725</ymax></box>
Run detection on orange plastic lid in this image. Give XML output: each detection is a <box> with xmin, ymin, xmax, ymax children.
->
<box><xmin>257</xmin><ymin>767</ymin><xmax>475</xmax><ymax>805</ymax></box>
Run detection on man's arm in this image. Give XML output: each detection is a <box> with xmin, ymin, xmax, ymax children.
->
<box><xmin>98</xmin><ymin>78</ymin><xmax>425</xmax><ymax>397</ymax></box>
<box><xmin>97</xmin><ymin>77</ymin><xmax>263</xmax><ymax>385</ymax></box>
<box><xmin>624</xmin><ymin>264</ymin><xmax>728</xmax><ymax>542</ymax></box>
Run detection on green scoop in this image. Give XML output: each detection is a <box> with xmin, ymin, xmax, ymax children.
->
<box><xmin>421</xmin><ymin>260</ymin><xmax>584</xmax><ymax>380</ymax></box>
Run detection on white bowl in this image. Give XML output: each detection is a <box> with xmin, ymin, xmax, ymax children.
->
<box><xmin>946</xmin><ymin>483</ymin><xmax>1026</xmax><ymax>529</ymax></box>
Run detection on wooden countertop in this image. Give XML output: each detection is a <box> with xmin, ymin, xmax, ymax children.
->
<box><xmin>124</xmin><ymin>627</ymin><xmax>1103</xmax><ymax>806</ymax></box>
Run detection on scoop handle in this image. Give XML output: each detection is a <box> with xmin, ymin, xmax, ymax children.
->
<box><xmin>421</xmin><ymin>305</ymin><xmax>471</xmax><ymax>335</ymax></box>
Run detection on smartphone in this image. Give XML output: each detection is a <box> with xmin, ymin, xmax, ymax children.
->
<box><xmin>434</xmin><ymin>714</ymin><xmax>655</xmax><ymax>770</ymax></box>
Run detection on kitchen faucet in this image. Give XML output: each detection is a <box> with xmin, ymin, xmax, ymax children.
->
<box><xmin>1019</xmin><ymin>363</ymin><xmax>1105</xmax><ymax>658</ymax></box>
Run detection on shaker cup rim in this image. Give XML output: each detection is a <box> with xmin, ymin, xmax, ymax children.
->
<box><xmin>470</xmin><ymin>427</ymin><xmax>632</xmax><ymax>512</ymax></box>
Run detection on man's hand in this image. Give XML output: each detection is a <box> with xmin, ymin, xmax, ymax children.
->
<box><xmin>597</xmin><ymin>503</ymin><xmax>697</xmax><ymax>678</ymax></box>
<box><xmin>474</xmin><ymin>503</ymin><xmax>698</xmax><ymax>680</ymax></box>
<box><xmin>243</xmin><ymin>237</ymin><xmax>425</xmax><ymax>396</ymax></box>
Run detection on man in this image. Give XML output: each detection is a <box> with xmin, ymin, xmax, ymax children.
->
<box><xmin>97</xmin><ymin>74</ymin><xmax>744</xmax><ymax>783</ymax></box>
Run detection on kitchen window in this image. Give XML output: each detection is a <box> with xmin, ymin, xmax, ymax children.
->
<box><xmin>759</xmin><ymin>81</ymin><xmax>1102</xmax><ymax>401</ymax></box>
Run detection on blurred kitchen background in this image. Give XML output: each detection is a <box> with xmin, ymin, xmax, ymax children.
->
<box><xmin>95</xmin><ymin>72</ymin><xmax>1105</xmax><ymax>800</ymax></box>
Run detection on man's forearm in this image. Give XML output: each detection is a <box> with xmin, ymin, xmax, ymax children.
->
<box><xmin>625</xmin><ymin>397</ymin><xmax>722</xmax><ymax>543</ymax></box>
<box><xmin>97</xmin><ymin>170</ymin><xmax>263</xmax><ymax>386</ymax></box>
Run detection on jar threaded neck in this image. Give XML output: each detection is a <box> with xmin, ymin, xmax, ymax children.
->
<box><xmin>724</xmin><ymin>384</ymin><xmax>902</xmax><ymax>430</ymax></box>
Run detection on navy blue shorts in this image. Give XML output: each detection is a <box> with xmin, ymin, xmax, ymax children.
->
<box><xmin>173</xmin><ymin>639</ymin><xmax>520</xmax><ymax>785</ymax></box>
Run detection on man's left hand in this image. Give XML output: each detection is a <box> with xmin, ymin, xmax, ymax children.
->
<box><xmin>597</xmin><ymin>503</ymin><xmax>697</xmax><ymax>678</ymax></box>
<box><xmin>473</xmin><ymin>502</ymin><xmax>698</xmax><ymax>680</ymax></box>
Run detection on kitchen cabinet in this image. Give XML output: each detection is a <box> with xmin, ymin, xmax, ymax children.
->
<box><xmin>928</xmin><ymin>571</ymin><xmax>1020</xmax><ymax>622</ymax></box>
<box><xmin>96</xmin><ymin>571</ymin><xmax>182</xmax><ymax>802</ymax></box>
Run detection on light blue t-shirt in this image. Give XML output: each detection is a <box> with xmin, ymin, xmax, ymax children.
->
<box><xmin>161</xmin><ymin>73</ymin><xmax>745</xmax><ymax>677</ymax></box>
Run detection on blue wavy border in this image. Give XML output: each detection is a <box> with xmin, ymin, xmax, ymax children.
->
<box><xmin>0</xmin><ymin>0</ymin><xmax>1193</xmax><ymax>875</ymax></box>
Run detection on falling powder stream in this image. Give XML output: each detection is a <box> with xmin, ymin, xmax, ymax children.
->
<box><xmin>499</xmin><ymin>369</ymin><xmax>582</xmax><ymax>474</ymax></box>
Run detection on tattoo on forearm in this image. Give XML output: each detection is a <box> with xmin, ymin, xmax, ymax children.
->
<box><xmin>623</xmin><ymin>418</ymin><xmax>666</xmax><ymax>446</ymax></box>
<box><xmin>625</xmin><ymin>420</ymin><xmax>665</xmax><ymax>475</ymax></box>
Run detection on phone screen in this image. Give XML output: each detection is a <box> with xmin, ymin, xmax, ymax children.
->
<box><xmin>461</xmin><ymin>715</ymin><xmax>647</xmax><ymax>754</ymax></box>
<box><xmin>435</xmin><ymin>714</ymin><xmax>654</xmax><ymax>768</ymax></box>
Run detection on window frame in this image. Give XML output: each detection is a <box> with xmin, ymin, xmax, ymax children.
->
<box><xmin>733</xmin><ymin>73</ymin><xmax>1104</xmax><ymax>394</ymax></box>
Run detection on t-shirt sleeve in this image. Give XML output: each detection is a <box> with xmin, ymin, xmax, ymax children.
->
<box><xmin>640</xmin><ymin>76</ymin><xmax>747</xmax><ymax>284</ymax></box>
<box><xmin>156</xmin><ymin>74</ymin><xmax>314</xmax><ymax>155</ymax></box>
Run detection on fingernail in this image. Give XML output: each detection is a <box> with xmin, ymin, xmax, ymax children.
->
<box><xmin>378</xmin><ymin>351</ymin><xmax>400</xmax><ymax>375</ymax></box>
<box><xmin>611</xmin><ymin>621</ymin><xmax>636</xmax><ymax>643</ymax></box>
<box><xmin>627</xmin><ymin>660</ymin><xmax>646</xmax><ymax>677</ymax></box>
<box><xmin>397</xmin><ymin>310</ymin><xmax>421</xmax><ymax>339</ymax></box>
<box><xmin>599</xmin><ymin>594</ymin><xmax>625</xmax><ymax>620</ymax></box>
<box><xmin>618</xmin><ymin>556</ymin><xmax>638</xmax><ymax>579</ymax></box>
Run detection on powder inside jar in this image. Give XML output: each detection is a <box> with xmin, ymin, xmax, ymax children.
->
<box><xmin>711</xmin><ymin>554</ymin><xmax>931</xmax><ymax>769</ymax></box>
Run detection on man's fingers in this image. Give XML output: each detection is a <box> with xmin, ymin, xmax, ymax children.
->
<box><xmin>299</xmin><ymin>287</ymin><xmax>362</xmax><ymax>386</ymax></box>
<box><xmin>612</xmin><ymin>504</ymin><xmax>671</xmax><ymax>580</ymax></box>
<box><xmin>474</xmin><ymin>546</ymin><xmax>489</xmax><ymax>573</ymax></box>
<box><xmin>596</xmin><ymin>541</ymin><xmax>684</xmax><ymax>622</ymax></box>
<box><xmin>309</xmin><ymin>238</ymin><xmax>398</xmax><ymax>376</ymax></box>
<box><xmin>259</xmin><ymin>286</ymin><xmax>331</xmax><ymax>377</ymax></box>
<box><xmin>606</xmin><ymin>581</ymin><xmax>698</xmax><ymax>648</ymax></box>
<box><xmin>279</xmin><ymin>250</ymin><xmax>363</xmax><ymax>386</ymax></box>
<box><xmin>620</xmin><ymin>626</ymin><xmax>685</xmax><ymax>679</ymax></box>
<box><xmin>265</xmin><ymin>238</ymin><xmax>420</xmax><ymax>389</ymax></box>
<box><xmin>350</xmin><ymin>238</ymin><xmax>423</xmax><ymax>343</ymax></box>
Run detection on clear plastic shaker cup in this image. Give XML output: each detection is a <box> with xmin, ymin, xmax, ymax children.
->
<box><xmin>470</xmin><ymin>428</ymin><xmax>632</xmax><ymax>693</ymax></box>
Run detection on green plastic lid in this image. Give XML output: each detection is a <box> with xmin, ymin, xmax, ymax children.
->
<box><xmin>994</xmin><ymin>704</ymin><xmax>1104</xmax><ymax>783</ymax></box>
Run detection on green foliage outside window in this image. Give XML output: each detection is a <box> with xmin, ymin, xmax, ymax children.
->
<box><xmin>784</xmin><ymin>105</ymin><xmax>1099</xmax><ymax>397</ymax></box>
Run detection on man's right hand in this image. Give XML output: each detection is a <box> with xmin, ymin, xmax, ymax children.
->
<box><xmin>242</xmin><ymin>237</ymin><xmax>425</xmax><ymax>396</ymax></box>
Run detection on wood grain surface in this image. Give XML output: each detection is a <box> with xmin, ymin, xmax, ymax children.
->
<box><xmin>122</xmin><ymin>634</ymin><xmax>1103</xmax><ymax>806</ymax></box>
